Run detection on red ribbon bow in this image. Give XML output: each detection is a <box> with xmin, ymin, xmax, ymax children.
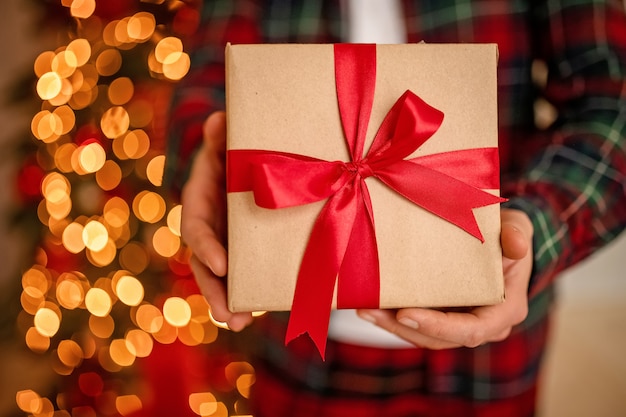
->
<box><xmin>227</xmin><ymin>44</ymin><xmax>505</xmax><ymax>358</ymax></box>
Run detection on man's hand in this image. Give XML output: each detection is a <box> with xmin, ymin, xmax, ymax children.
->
<box><xmin>356</xmin><ymin>208</ymin><xmax>534</xmax><ymax>349</ymax></box>
<box><xmin>180</xmin><ymin>111</ymin><xmax>253</xmax><ymax>332</ymax></box>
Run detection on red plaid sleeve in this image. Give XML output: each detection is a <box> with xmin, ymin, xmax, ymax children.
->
<box><xmin>501</xmin><ymin>0</ymin><xmax>626</xmax><ymax>297</ymax></box>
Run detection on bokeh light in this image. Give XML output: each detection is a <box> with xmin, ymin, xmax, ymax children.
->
<box><xmin>82</xmin><ymin>220</ymin><xmax>109</xmax><ymax>251</ymax></box>
<box><xmin>89</xmin><ymin>314</ymin><xmax>114</xmax><ymax>339</ymax></box>
<box><xmin>163</xmin><ymin>297</ymin><xmax>192</xmax><ymax>328</ymax></box>
<box><xmin>66</xmin><ymin>38</ymin><xmax>91</xmax><ymax>66</ymax></box>
<box><xmin>132</xmin><ymin>191</ymin><xmax>166</xmax><ymax>223</ymax></box>
<box><xmin>85</xmin><ymin>288</ymin><xmax>112</xmax><ymax>317</ymax></box>
<box><xmin>34</xmin><ymin>307</ymin><xmax>61</xmax><ymax>337</ymax></box>
<box><xmin>115</xmin><ymin>275</ymin><xmax>144</xmax><ymax>306</ymax></box>
<box><xmin>70</xmin><ymin>0</ymin><xmax>96</xmax><ymax>19</ymax></box>
<box><xmin>127</xmin><ymin>12</ymin><xmax>156</xmax><ymax>42</ymax></box>
<box><xmin>125</xmin><ymin>329</ymin><xmax>153</xmax><ymax>357</ymax></box>
<box><xmin>116</xmin><ymin>395</ymin><xmax>142</xmax><ymax>416</ymax></box>
<box><xmin>167</xmin><ymin>204</ymin><xmax>182</xmax><ymax>236</ymax></box>
<box><xmin>37</xmin><ymin>72</ymin><xmax>63</xmax><ymax>101</ymax></box>
<box><xmin>100</xmin><ymin>106</ymin><xmax>129</xmax><ymax>138</ymax></box>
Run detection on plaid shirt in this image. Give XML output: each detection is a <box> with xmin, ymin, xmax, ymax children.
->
<box><xmin>166</xmin><ymin>1</ymin><xmax>626</xmax><ymax>415</ymax></box>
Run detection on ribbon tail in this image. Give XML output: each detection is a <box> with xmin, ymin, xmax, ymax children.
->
<box><xmin>377</xmin><ymin>161</ymin><xmax>506</xmax><ymax>242</ymax></box>
<box><xmin>285</xmin><ymin>186</ymin><xmax>358</xmax><ymax>359</ymax></box>
<box><xmin>337</xmin><ymin>180</ymin><xmax>380</xmax><ymax>309</ymax></box>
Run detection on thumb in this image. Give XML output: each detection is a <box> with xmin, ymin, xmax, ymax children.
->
<box><xmin>501</xmin><ymin>209</ymin><xmax>533</xmax><ymax>260</ymax></box>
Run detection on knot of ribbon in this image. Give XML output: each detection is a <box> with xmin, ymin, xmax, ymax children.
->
<box><xmin>344</xmin><ymin>161</ymin><xmax>374</xmax><ymax>179</ymax></box>
<box><xmin>227</xmin><ymin>44</ymin><xmax>505</xmax><ymax>358</ymax></box>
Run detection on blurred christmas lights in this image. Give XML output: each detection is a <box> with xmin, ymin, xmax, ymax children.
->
<box><xmin>18</xmin><ymin>1</ymin><xmax>256</xmax><ymax>416</ymax></box>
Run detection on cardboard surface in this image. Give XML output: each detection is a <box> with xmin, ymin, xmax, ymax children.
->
<box><xmin>226</xmin><ymin>43</ymin><xmax>504</xmax><ymax>312</ymax></box>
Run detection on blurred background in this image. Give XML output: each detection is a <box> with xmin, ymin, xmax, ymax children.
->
<box><xmin>0</xmin><ymin>1</ymin><xmax>624</xmax><ymax>417</ymax></box>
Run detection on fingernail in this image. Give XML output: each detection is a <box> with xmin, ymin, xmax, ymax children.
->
<box><xmin>204</xmin><ymin>259</ymin><xmax>217</xmax><ymax>275</ymax></box>
<box><xmin>399</xmin><ymin>317</ymin><xmax>419</xmax><ymax>329</ymax></box>
<box><xmin>358</xmin><ymin>311</ymin><xmax>377</xmax><ymax>324</ymax></box>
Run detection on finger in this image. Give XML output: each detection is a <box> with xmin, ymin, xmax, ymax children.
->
<box><xmin>202</xmin><ymin>111</ymin><xmax>227</xmax><ymax>150</ymax></box>
<box><xmin>500</xmin><ymin>209</ymin><xmax>533</xmax><ymax>260</ymax></box>
<box><xmin>180</xmin><ymin>195</ymin><xmax>228</xmax><ymax>277</ymax></box>
<box><xmin>189</xmin><ymin>256</ymin><xmax>253</xmax><ymax>331</ymax></box>
<box><xmin>357</xmin><ymin>309</ymin><xmax>461</xmax><ymax>349</ymax></box>
<box><xmin>395</xmin><ymin>307</ymin><xmax>493</xmax><ymax>348</ymax></box>
<box><xmin>501</xmin><ymin>222</ymin><xmax>528</xmax><ymax>260</ymax></box>
<box><xmin>182</xmin><ymin>211</ymin><xmax>228</xmax><ymax>277</ymax></box>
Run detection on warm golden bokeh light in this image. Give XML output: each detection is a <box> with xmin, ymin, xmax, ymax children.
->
<box><xmin>85</xmin><ymin>288</ymin><xmax>112</xmax><ymax>317</ymax></box>
<box><xmin>78</xmin><ymin>141</ymin><xmax>106</xmax><ymax>173</ymax></box>
<box><xmin>46</xmin><ymin>196</ymin><xmax>72</xmax><ymax>220</ymax></box>
<box><xmin>155</xmin><ymin>37</ymin><xmax>183</xmax><ymax>63</ymax></box>
<box><xmin>42</xmin><ymin>172</ymin><xmax>71</xmax><ymax>203</ymax></box>
<box><xmin>48</xmin><ymin>77</ymin><xmax>74</xmax><ymax>106</ymax></box>
<box><xmin>152</xmin><ymin>226</ymin><xmax>181</xmax><ymax>258</ymax></box>
<box><xmin>162</xmin><ymin>51</ymin><xmax>190</xmax><ymax>81</ymax></box>
<box><xmin>109</xmin><ymin>338</ymin><xmax>136</xmax><ymax>367</ymax></box>
<box><xmin>34</xmin><ymin>307</ymin><xmax>61</xmax><ymax>337</ymax></box>
<box><xmin>34</xmin><ymin>50</ymin><xmax>55</xmax><ymax>77</ymax></box>
<box><xmin>96</xmin><ymin>48</ymin><xmax>122</xmax><ymax>76</ymax></box>
<box><xmin>52</xmin><ymin>50</ymin><xmax>78</xmax><ymax>79</ymax></box>
<box><xmin>177</xmin><ymin>320</ymin><xmax>204</xmax><ymax>346</ymax></box>
<box><xmin>25</xmin><ymin>327</ymin><xmax>50</xmax><ymax>353</ymax></box>
<box><xmin>96</xmin><ymin>160</ymin><xmax>122</xmax><ymax>190</ymax></box>
<box><xmin>146</xmin><ymin>154</ymin><xmax>165</xmax><ymax>186</ymax></box>
<box><xmin>167</xmin><ymin>204</ymin><xmax>182</xmax><ymax>237</ymax></box>
<box><xmin>115</xmin><ymin>275</ymin><xmax>144</xmax><ymax>307</ymax></box>
<box><xmin>62</xmin><ymin>222</ymin><xmax>86</xmax><ymax>253</ymax></box>
<box><xmin>108</xmin><ymin>77</ymin><xmax>134</xmax><ymax>105</ymax></box>
<box><xmin>100</xmin><ymin>106</ymin><xmax>130</xmax><ymax>139</ymax></box>
<box><xmin>114</xmin><ymin>18</ymin><xmax>132</xmax><ymax>46</ymax></box>
<box><xmin>121</xmin><ymin>129</ymin><xmax>150</xmax><ymax>159</ymax></box>
<box><xmin>162</xmin><ymin>297</ymin><xmax>191</xmax><ymax>328</ymax></box>
<box><xmin>236</xmin><ymin>374</ymin><xmax>256</xmax><ymax>399</ymax></box>
<box><xmin>127</xmin><ymin>12</ymin><xmax>156</xmax><ymax>42</ymax></box>
<box><xmin>32</xmin><ymin>110</ymin><xmax>63</xmax><ymax>143</ymax></box>
<box><xmin>135</xmin><ymin>303</ymin><xmax>163</xmax><ymax>334</ymax></box>
<box><xmin>82</xmin><ymin>220</ymin><xmax>109</xmax><ymax>251</ymax></box>
<box><xmin>125</xmin><ymin>329</ymin><xmax>153</xmax><ymax>358</ymax></box>
<box><xmin>22</xmin><ymin>266</ymin><xmax>50</xmax><ymax>299</ymax></box>
<box><xmin>57</xmin><ymin>339</ymin><xmax>84</xmax><ymax>368</ymax></box>
<box><xmin>66</xmin><ymin>38</ymin><xmax>91</xmax><ymax>67</ymax></box>
<box><xmin>16</xmin><ymin>390</ymin><xmax>42</xmax><ymax>414</ymax></box>
<box><xmin>53</xmin><ymin>105</ymin><xmax>76</xmax><ymax>135</ymax></box>
<box><xmin>87</xmin><ymin>238</ymin><xmax>117</xmax><ymax>267</ymax></box>
<box><xmin>133</xmin><ymin>191</ymin><xmax>166</xmax><ymax>223</ymax></box>
<box><xmin>89</xmin><ymin>314</ymin><xmax>115</xmax><ymax>339</ymax></box>
<box><xmin>189</xmin><ymin>392</ymin><xmax>217</xmax><ymax>417</ymax></box>
<box><xmin>116</xmin><ymin>395</ymin><xmax>143</xmax><ymax>416</ymax></box>
<box><xmin>37</xmin><ymin>72</ymin><xmax>63</xmax><ymax>101</ymax></box>
<box><xmin>21</xmin><ymin>291</ymin><xmax>45</xmax><ymax>316</ymax></box>
<box><xmin>103</xmin><ymin>197</ymin><xmax>130</xmax><ymax>227</ymax></box>
<box><xmin>56</xmin><ymin>274</ymin><xmax>86</xmax><ymax>309</ymax></box>
<box><xmin>70</xmin><ymin>0</ymin><xmax>96</xmax><ymax>19</ymax></box>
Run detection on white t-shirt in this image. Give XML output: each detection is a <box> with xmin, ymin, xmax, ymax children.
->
<box><xmin>326</xmin><ymin>0</ymin><xmax>413</xmax><ymax>348</ymax></box>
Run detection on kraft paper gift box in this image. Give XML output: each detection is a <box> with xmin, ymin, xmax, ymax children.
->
<box><xmin>225</xmin><ymin>43</ymin><xmax>505</xmax><ymax>354</ymax></box>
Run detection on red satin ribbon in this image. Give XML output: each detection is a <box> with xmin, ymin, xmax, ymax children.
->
<box><xmin>227</xmin><ymin>44</ymin><xmax>505</xmax><ymax>358</ymax></box>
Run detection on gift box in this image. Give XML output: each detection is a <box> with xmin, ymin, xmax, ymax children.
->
<box><xmin>225</xmin><ymin>43</ymin><xmax>505</xmax><ymax>355</ymax></box>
